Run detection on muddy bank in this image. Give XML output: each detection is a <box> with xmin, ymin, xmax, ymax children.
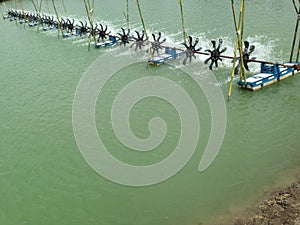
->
<box><xmin>233</xmin><ymin>179</ymin><xmax>300</xmax><ymax>225</ymax></box>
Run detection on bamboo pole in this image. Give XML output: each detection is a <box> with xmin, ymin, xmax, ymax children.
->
<box><xmin>20</xmin><ymin>1</ymin><xmax>28</xmax><ymax>29</ymax></box>
<box><xmin>51</xmin><ymin>0</ymin><xmax>61</xmax><ymax>38</ymax></box>
<box><xmin>296</xmin><ymin>38</ymin><xmax>300</xmax><ymax>62</ymax></box>
<box><xmin>38</xmin><ymin>0</ymin><xmax>43</xmax><ymax>14</ymax></box>
<box><xmin>0</xmin><ymin>0</ymin><xmax>6</xmax><ymax>19</ymax></box>
<box><xmin>228</xmin><ymin>0</ymin><xmax>246</xmax><ymax>99</ymax></box>
<box><xmin>0</xmin><ymin>8</ymin><xmax>3</xmax><ymax>19</ymax></box>
<box><xmin>14</xmin><ymin>0</ymin><xmax>18</xmax><ymax>26</ymax></box>
<box><xmin>238</xmin><ymin>0</ymin><xmax>246</xmax><ymax>83</ymax></box>
<box><xmin>31</xmin><ymin>0</ymin><xmax>41</xmax><ymax>32</ymax></box>
<box><xmin>146</xmin><ymin>26</ymin><xmax>154</xmax><ymax>69</ymax></box>
<box><xmin>240</xmin><ymin>0</ymin><xmax>245</xmax><ymax>40</ymax></box>
<box><xmin>292</xmin><ymin>0</ymin><xmax>299</xmax><ymax>13</ymax></box>
<box><xmin>179</xmin><ymin>0</ymin><xmax>187</xmax><ymax>44</ymax></box>
<box><xmin>289</xmin><ymin>17</ymin><xmax>299</xmax><ymax>62</ymax></box>
<box><xmin>87</xmin><ymin>0</ymin><xmax>91</xmax><ymax>11</ymax></box>
<box><xmin>136</xmin><ymin>0</ymin><xmax>148</xmax><ymax>40</ymax></box>
<box><xmin>228</xmin><ymin>0</ymin><xmax>239</xmax><ymax>99</ymax></box>
<box><xmin>228</xmin><ymin>40</ymin><xmax>241</xmax><ymax>99</ymax></box>
<box><xmin>46</xmin><ymin>0</ymin><xmax>50</xmax><ymax>13</ymax></box>
<box><xmin>84</xmin><ymin>0</ymin><xmax>92</xmax><ymax>50</ymax></box>
<box><xmin>38</xmin><ymin>0</ymin><xmax>43</xmax><ymax>29</ymax></box>
<box><xmin>83</xmin><ymin>0</ymin><xmax>97</xmax><ymax>50</ymax></box>
<box><xmin>122</xmin><ymin>0</ymin><xmax>130</xmax><ymax>29</ymax></box>
<box><xmin>125</xmin><ymin>0</ymin><xmax>130</xmax><ymax>29</ymax></box>
<box><xmin>61</xmin><ymin>0</ymin><xmax>67</xmax><ymax>14</ymax></box>
<box><xmin>231</xmin><ymin>0</ymin><xmax>238</xmax><ymax>31</ymax></box>
<box><xmin>2</xmin><ymin>0</ymin><xmax>7</xmax><ymax>13</ymax></box>
<box><xmin>289</xmin><ymin>4</ymin><xmax>300</xmax><ymax>62</ymax></box>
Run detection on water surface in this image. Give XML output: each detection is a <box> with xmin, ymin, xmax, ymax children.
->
<box><xmin>0</xmin><ymin>1</ymin><xmax>299</xmax><ymax>225</ymax></box>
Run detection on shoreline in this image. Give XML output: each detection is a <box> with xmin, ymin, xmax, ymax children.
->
<box><xmin>232</xmin><ymin>177</ymin><xmax>300</xmax><ymax>225</ymax></box>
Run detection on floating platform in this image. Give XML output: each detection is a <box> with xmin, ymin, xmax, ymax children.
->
<box><xmin>28</xmin><ymin>22</ymin><xmax>38</xmax><ymax>27</ymax></box>
<box><xmin>148</xmin><ymin>47</ymin><xmax>184</xmax><ymax>65</ymax></box>
<box><xmin>94</xmin><ymin>35</ymin><xmax>118</xmax><ymax>48</ymax></box>
<box><xmin>237</xmin><ymin>62</ymin><xmax>300</xmax><ymax>91</ymax></box>
<box><xmin>62</xmin><ymin>31</ymin><xmax>79</xmax><ymax>38</ymax></box>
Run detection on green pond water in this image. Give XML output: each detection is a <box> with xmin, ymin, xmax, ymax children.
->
<box><xmin>0</xmin><ymin>0</ymin><xmax>300</xmax><ymax>224</ymax></box>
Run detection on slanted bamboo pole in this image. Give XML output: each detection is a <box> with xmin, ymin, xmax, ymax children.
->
<box><xmin>240</xmin><ymin>0</ymin><xmax>245</xmax><ymax>40</ymax></box>
<box><xmin>136</xmin><ymin>0</ymin><xmax>148</xmax><ymax>40</ymax></box>
<box><xmin>51</xmin><ymin>0</ymin><xmax>61</xmax><ymax>38</ymax></box>
<box><xmin>228</xmin><ymin>40</ymin><xmax>241</xmax><ymax>100</ymax></box>
<box><xmin>296</xmin><ymin>38</ymin><xmax>300</xmax><ymax>62</ymax></box>
<box><xmin>83</xmin><ymin>0</ymin><xmax>97</xmax><ymax>50</ymax></box>
<box><xmin>289</xmin><ymin>18</ymin><xmax>299</xmax><ymax>62</ymax></box>
<box><xmin>228</xmin><ymin>0</ymin><xmax>246</xmax><ymax>100</ymax></box>
<box><xmin>14</xmin><ymin>0</ymin><xmax>18</xmax><ymax>26</ymax></box>
<box><xmin>31</xmin><ymin>0</ymin><xmax>41</xmax><ymax>31</ymax></box>
<box><xmin>231</xmin><ymin>0</ymin><xmax>238</xmax><ymax>31</ymax></box>
<box><xmin>38</xmin><ymin>0</ymin><xmax>43</xmax><ymax>29</ymax></box>
<box><xmin>61</xmin><ymin>0</ymin><xmax>67</xmax><ymax>14</ymax></box>
<box><xmin>228</xmin><ymin>0</ymin><xmax>239</xmax><ymax>99</ymax></box>
<box><xmin>46</xmin><ymin>0</ymin><xmax>50</xmax><ymax>13</ymax></box>
<box><xmin>179</xmin><ymin>0</ymin><xmax>187</xmax><ymax>44</ymax></box>
<box><xmin>0</xmin><ymin>8</ymin><xmax>3</xmax><ymax>19</ymax></box>
<box><xmin>237</xmin><ymin>0</ymin><xmax>246</xmax><ymax>83</ymax></box>
<box><xmin>31</xmin><ymin>0</ymin><xmax>39</xmax><ymax>16</ymax></box>
<box><xmin>124</xmin><ymin>0</ymin><xmax>130</xmax><ymax>29</ymax></box>
<box><xmin>0</xmin><ymin>0</ymin><xmax>6</xmax><ymax>19</ymax></box>
<box><xmin>21</xmin><ymin>1</ymin><xmax>28</xmax><ymax>28</ymax></box>
<box><xmin>38</xmin><ymin>0</ymin><xmax>43</xmax><ymax>14</ymax></box>
<box><xmin>146</xmin><ymin>26</ymin><xmax>154</xmax><ymax>69</ymax></box>
<box><xmin>292</xmin><ymin>0</ymin><xmax>298</xmax><ymax>14</ymax></box>
<box><xmin>2</xmin><ymin>0</ymin><xmax>8</xmax><ymax>13</ymax></box>
<box><xmin>290</xmin><ymin>4</ymin><xmax>300</xmax><ymax>62</ymax></box>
